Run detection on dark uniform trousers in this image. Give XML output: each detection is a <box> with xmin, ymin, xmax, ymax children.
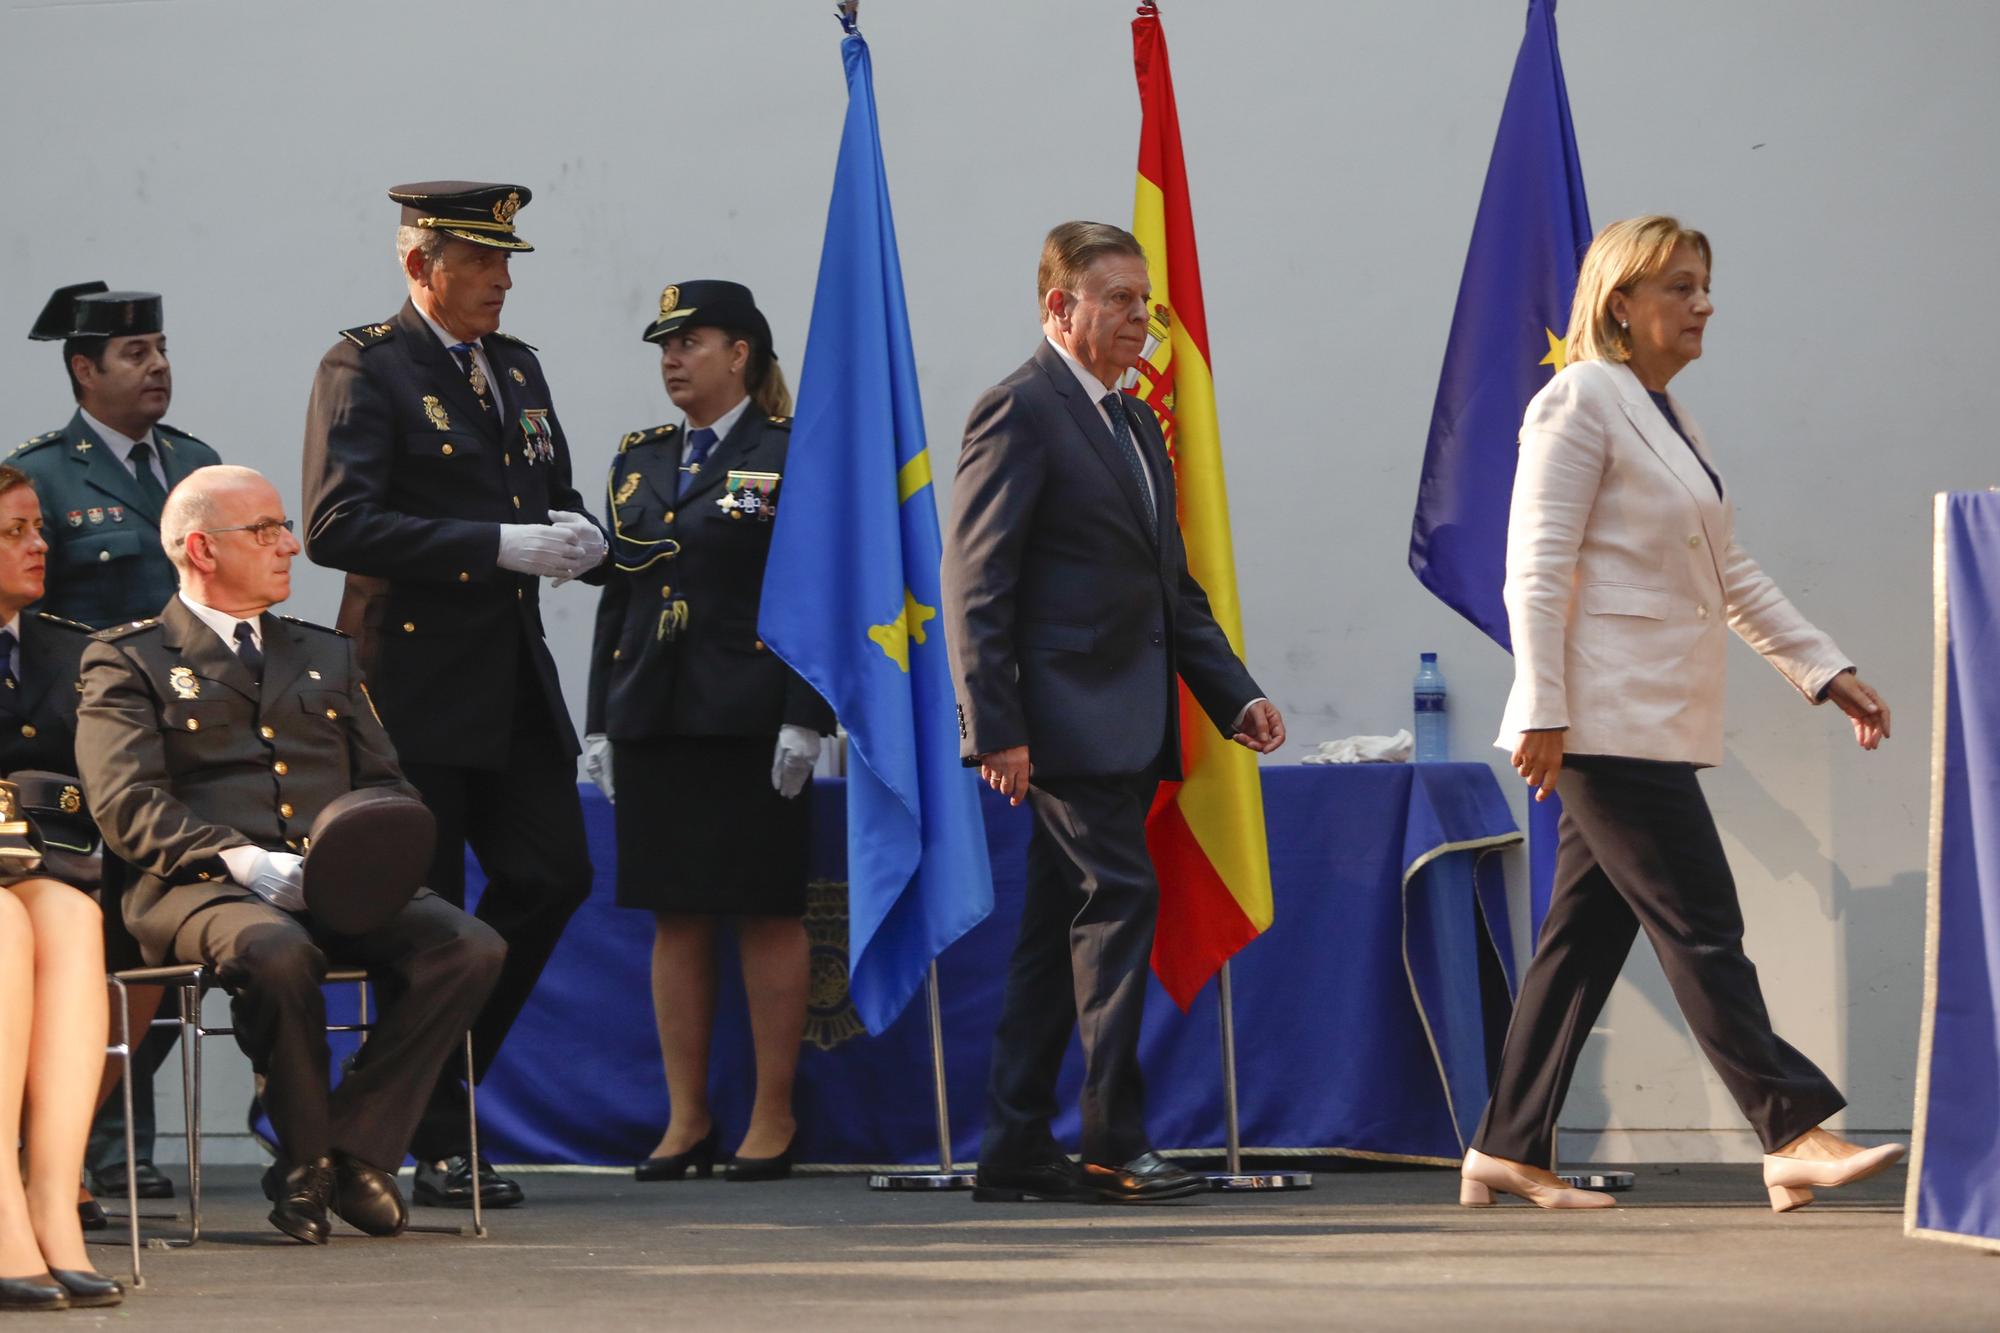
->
<box><xmin>1471</xmin><ymin>754</ymin><xmax>1847</xmax><ymax>1168</ymax></box>
<box><xmin>982</xmin><ymin>769</ymin><xmax>1163</xmax><ymax>1168</ymax></box>
<box><xmin>396</xmin><ymin>647</ymin><xmax>591</xmax><ymax>1160</ymax></box>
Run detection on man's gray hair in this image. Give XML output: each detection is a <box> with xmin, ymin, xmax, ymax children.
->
<box><xmin>396</xmin><ymin>224</ymin><xmax>449</xmax><ymax>274</ymax></box>
<box><xmin>160</xmin><ymin>464</ymin><xmax>267</xmax><ymax>569</ymax></box>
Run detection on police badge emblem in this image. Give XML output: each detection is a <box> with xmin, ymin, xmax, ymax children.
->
<box><xmin>658</xmin><ymin>285</ymin><xmax>681</xmax><ymax>318</ymax></box>
<box><xmin>423</xmin><ymin>395</ymin><xmax>451</xmax><ymax>431</ymax></box>
<box><xmin>169</xmin><ymin>666</ymin><xmax>199</xmax><ymax>700</ymax></box>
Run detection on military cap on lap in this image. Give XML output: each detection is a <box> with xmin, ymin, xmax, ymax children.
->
<box><xmin>642</xmin><ymin>279</ymin><xmax>774</xmax><ymax>353</ymax></box>
<box><xmin>388</xmin><ymin>180</ymin><xmax>535</xmax><ymax>252</ymax></box>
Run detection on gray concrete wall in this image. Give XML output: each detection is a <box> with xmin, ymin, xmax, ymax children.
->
<box><xmin>5</xmin><ymin>0</ymin><xmax>1986</xmax><ymax>1161</ymax></box>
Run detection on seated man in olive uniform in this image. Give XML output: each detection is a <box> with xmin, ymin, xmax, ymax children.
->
<box><xmin>75</xmin><ymin>465</ymin><xmax>505</xmax><ymax>1245</ymax></box>
<box><xmin>16</xmin><ymin>282</ymin><xmax>223</xmax><ymax>1199</ymax></box>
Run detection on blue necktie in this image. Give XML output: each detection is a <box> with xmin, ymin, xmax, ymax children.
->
<box><xmin>233</xmin><ymin>621</ymin><xmax>263</xmax><ymax>681</ymax></box>
<box><xmin>680</xmin><ymin>427</ymin><xmax>718</xmax><ymax>499</ymax></box>
<box><xmin>1101</xmin><ymin>393</ymin><xmax>1158</xmax><ymax>542</ymax></box>
<box><xmin>0</xmin><ymin>628</ymin><xmax>16</xmax><ymax>696</ymax></box>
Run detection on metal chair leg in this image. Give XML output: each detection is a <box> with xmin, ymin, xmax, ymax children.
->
<box><xmin>103</xmin><ymin>976</ymin><xmax>142</xmax><ymax>1286</ymax></box>
<box><xmin>466</xmin><ymin>1034</ymin><xmax>485</xmax><ymax>1239</ymax></box>
<box><xmin>183</xmin><ymin>977</ymin><xmax>202</xmax><ymax>1246</ymax></box>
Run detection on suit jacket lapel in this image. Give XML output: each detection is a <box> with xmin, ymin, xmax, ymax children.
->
<box><xmin>1609</xmin><ymin>365</ymin><xmax>1730</xmax><ymax>581</ymax></box>
<box><xmin>14</xmin><ymin>619</ymin><xmax>63</xmax><ymax>718</ymax></box>
<box><xmin>160</xmin><ymin>597</ymin><xmax>259</xmax><ymax>705</ymax></box>
<box><xmin>1033</xmin><ymin>342</ymin><xmax>1159</xmax><ymax>545</ymax></box>
<box><xmin>63</xmin><ymin>412</ymin><xmax>156</xmax><ymax>521</ymax></box>
<box><xmin>394</xmin><ymin>301</ymin><xmax>501</xmax><ymax>443</ymax></box>
<box><xmin>258</xmin><ymin>613</ymin><xmax>311</xmax><ymax>702</ymax></box>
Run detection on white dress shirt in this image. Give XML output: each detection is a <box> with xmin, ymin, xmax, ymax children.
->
<box><xmin>178</xmin><ymin>591</ymin><xmax>262</xmax><ymax>656</ymax></box>
<box><xmin>415</xmin><ymin>305</ymin><xmax>504</xmax><ymax>418</ymax></box>
<box><xmin>1045</xmin><ymin>335</ymin><xmax>1157</xmax><ymax>512</ymax></box>
<box><xmin>681</xmin><ymin>395</ymin><xmax>752</xmax><ymax>468</ymax></box>
<box><xmin>78</xmin><ymin>408</ymin><xmax>167</xmax><ymax>492</ymax></box>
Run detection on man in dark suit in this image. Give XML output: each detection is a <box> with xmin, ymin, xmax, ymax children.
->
<box><xmin>300</xmin><ymin>181</ymin><xmax>606</xmax><ymax>1209</ymax></box>
<box><xmin>942</xmin><ymin>221</ymin><xmax>1285</xmax><ymax>1205</ymax></box>
<box><xmin>11</xmin><ymin>285</ymin><xmax>221</xmax><ymax>1202</ymax></box>
<box><xmin>75</xmin><ymin>465</ymin><xmax>504</xmax><ymax>1245</ymax></box>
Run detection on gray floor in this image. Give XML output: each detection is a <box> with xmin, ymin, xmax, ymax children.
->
<box><xmin>76</xmin><ymin>1162</ymin><xmax>1989</xmax><ymax>1331</ymax></box>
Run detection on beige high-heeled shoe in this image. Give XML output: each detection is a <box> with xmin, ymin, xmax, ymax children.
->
<box><xmin>1459</xmin><ymin>1149</ymin><xmax>1616</xmax><ymax>1209</ymax></box>
<box><xmin>1761</xmin><ymin>1128</ymin><xmax>1905</xmax><ymax>1212</ymax></box>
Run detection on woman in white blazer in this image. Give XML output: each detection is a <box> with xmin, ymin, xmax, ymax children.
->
<box><xmin>1460</xmin><ymin>216</ymin><xmax>1903</xmax><ymax>1213</ymax></box>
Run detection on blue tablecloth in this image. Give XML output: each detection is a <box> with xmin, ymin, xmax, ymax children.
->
<box><xmin>471</xmin><ymin>762</ymin><xmax>1520</xmax><ymax>1167</ymax></box>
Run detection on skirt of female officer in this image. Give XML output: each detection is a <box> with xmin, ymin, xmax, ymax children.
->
<box><xmin>611</xmin><ymin>735</ymin><xmax>811</xmax><ymax>917</ymax></box>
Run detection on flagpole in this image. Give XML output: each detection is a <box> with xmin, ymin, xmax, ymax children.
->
<box><xmin>1203</xmin><ymin>961</ymin><xmax>1311</xmax><ymax>1191</ymax></box>
<box><xmin>868</xmin><ymin>962</ymin><xmax>976</xmax><ymax>1191</ymax></box>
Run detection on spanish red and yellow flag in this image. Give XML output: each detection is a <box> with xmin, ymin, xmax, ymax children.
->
<box><xmin>1129</xmin><ymin>1</ymin><xmax>1273</xmax><ymax>1009</ymax></box>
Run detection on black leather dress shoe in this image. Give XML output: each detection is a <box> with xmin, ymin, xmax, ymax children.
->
<box><xmin>92</xmin><ymin>1160</ymin><xmax>175</xmax><ymax>1200</ymax></box>
<box><xmin>1079</xmin><ymin>1151</ymin><xmax>1208</xmax><ymax>1203</ymax></box>
<box><xmin>0</xmin><ymin>1274</ymin><xmax>67</xmax><ymax>1312</ymax></box>
<box><xmin>268</xmin><ymin>1155</ymin><xmax>336</xmax><ymax>1245</ymax></box>
<box><xmin>413</xmin><ymin>1156</ymin><xmax>524</xmax><ymax>1209</ymax></box>
<box><xmin>972</xmin><ymin>1153</ymin><xmax>1088</xmax><ymax>1203</ymax></box>
<box><xmin>77</xmin><ymin>1197</ymin><xmax>108</xmax><ymax>1231</ymax></box>
<box><xmin>724</xmin><ymin>1141</ymin><xmax>793</xmax><ymax>1183</ymax></box>
<box><xmin>48</xmin><ymin>1269</ymin><xmax>124</xmax><ymax>1309</ymax></box>
<box><xmin>332</xmin><ymin>1156</ymin><xmax>408</xmax><ymax>1237</ymax></box>
<box><xmin>636</xmin><ymin>1126</ymin><xmax>720</xmax><ymax>1182</ymax></box>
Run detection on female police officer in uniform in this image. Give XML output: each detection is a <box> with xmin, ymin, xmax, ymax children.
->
<box><xmin>586</xmin><ymin>282</ymin><xmax>834</xmax><ymax>1183</ymax></box>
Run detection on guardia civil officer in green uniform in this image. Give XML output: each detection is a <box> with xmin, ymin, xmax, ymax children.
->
<box><xmin>16</xmin><ymin>284</ymin><xmax>221</xmax><ymax>628</ymax></box>
<box><xmin>14</xmin><ymin>283</ymin><xmax>217</xmax><ymax>1206</ymax></box>
<box><xmin>585</xmin><ymin>281</ymin><xmax>835</xmax><ymax>1183</ymax></box>
<box><xmin>301</xmin><ymin>182</ymin><xmax>606</xmax><ymax>1210</ymax></box>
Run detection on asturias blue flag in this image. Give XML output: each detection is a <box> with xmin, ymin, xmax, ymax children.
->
<box><xmin>758</xmin><ymin>17</ymin><xmax>993</xmax><ymax>1034</ymax></box>
<box><xmin>1407</xmin><ymin>0</ymin><xmax>1591</xmax><ymax>932</ymax></box>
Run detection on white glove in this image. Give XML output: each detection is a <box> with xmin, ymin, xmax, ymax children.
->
<box><xmin>585</xmin><ymin>733</ymin><xmax>615</xmax><ymax>803</ymax></box>
<box><xmin>219</xmin><ymin>846</ymin><xmax>307</xmax><ymax>913</ymax></box>
<box><xmin>771</xmin><ymin>724</ymin><xmax>821</xmax><ymax>799</ymax></box>
<box><xmin>548</xmin><ymin>511</ymin><xmax>608</xmax><ymax>585</ymax></box>
<box><xmin>496</xmin><ymin>522</ymin><xmax>585</xmax><ymax>578</ymax></box>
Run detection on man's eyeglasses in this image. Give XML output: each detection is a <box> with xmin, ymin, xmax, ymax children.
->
<box><xmin>202</xmin><ymin>518</ymin><xmax>295</xmax><ymax>547</ymax></box>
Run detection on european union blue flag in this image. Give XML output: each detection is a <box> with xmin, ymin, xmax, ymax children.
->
<box><xmin>1408</xmin><ymin>0</ymin><xmax>1591</xmax><ymax>930</ymax></box>
<box><xmin>758</xmin><ymin>17</ymin><xmax>993</xmax><ymax>1034</ymax></box>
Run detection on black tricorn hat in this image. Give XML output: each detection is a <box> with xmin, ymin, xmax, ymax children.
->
<box><xmin>30</xmin><ymin>285</ymin><xmax>164</xmax><ymax>342</ymax></box>
<box><xmin>302</xmin><ymin>789</ymin><xmax>437</xmax><ymax>936</ymax></box>
<box><xmin>642</xmin><ymin>279</ymin><xmax>775</xmax><ymax>354</ymax></box>
<box><xmin>389</xmin><ymin>180</ymin><xmax>535</xmax><ymax>252</ymax></box>
<box><xmin>28</xmin><ymin>281</ymin><xmax>107</xmax><ymax>341</ymax></box>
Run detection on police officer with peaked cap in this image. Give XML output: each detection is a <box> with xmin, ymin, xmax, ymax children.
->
<box><xmin>14</xmin><ymin>282</ymin><xmax>220</xmax><ymax>1205</ymax></box>
<box><xmin>585</xmin><ymin>280</ymin><xmax>834</xmax><ymax>1182</ymax></box>
<box><xmin>300</xmin><ymin>181</ymin><xmax>607</xmax><ymax>1210</ymax></box>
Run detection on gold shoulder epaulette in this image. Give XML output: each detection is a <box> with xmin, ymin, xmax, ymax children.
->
<box><xmin>154</xmin><ymin>422</ymin><xmax>211</xmax><ymax>450</ymax></box>
<box><xmin>94</xmin><ymin>618</ymin><xmax>160</xmax><ymax>642</ymax></box>
<box><xmin>488</xmin><ymin>330</ymin><xmax>538</xmax><ymax>351</ymax></box>
<box><xmin>9</xmin><ymin>430</ymin><xmax>62</xmax><ymax>457</ymax></box>
<box><xmin>33</xmin><ymin>612</ymin><xmax>94</xmax><ymax>634</ymax></box>
<box><xmin>620</xmin><ymin>424</ymin><xmax>675</xmax><ymax>453</ymax></box>
<box><xmin>278</xmin><ymin>614</ymin><xmax>348</xmax><ymax>637</ymax></box>
<box><xmin>766</xmin><ymin>415</ymin><xmax>791</xmax><ymax>428</ymax></box>
<box><xmin>338</xmin><ymin>322</ymin><xmax>397</xmax><ymax>349</ymax></box>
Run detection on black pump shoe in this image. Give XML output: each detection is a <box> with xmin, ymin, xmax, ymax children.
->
<box><xmin>0</xmin><ymin>1274</ymin><xmax>67</xmax><ymax>1312</ymax></box>
<box><xmin>48</xmin><ymin>1269</ymin><xmax>123</xmax><ymax>1309</ymax></box>
<box><xmin>636</xmin><ymin>1126</ymin><xmax>721</xmax><ymax>1182</ymax></box>
<box><xmin>724</xmin><ymin>1141</ymin><xmax>794</xmax><ymax>1183</ymax></box>
<box><xmin>77</xmin><ymin>1197</ymin><xmax>107</xmax><ymax>1231</ymax></box>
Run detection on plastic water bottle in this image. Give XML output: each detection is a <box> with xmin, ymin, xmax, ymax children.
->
<box><xmin>1413</xmin><ymin>652</ymin><xmax>1448</xmax><ymax>763</ymax></box>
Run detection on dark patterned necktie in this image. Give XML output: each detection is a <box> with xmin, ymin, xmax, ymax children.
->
<box><xmin>449</xmin><ymin>342</ymin><xmax>495</xmax><ymax>416</ymax></box>
<box><xmin>0</xmin><ymin>628</ymin><xmax>16</xmax><ymax>696</ymax></box>
<box><xmin>128</xmin><ymin>438</ymin><xmax>169</xmax><ymax>507</ymax></box>
<box><xmin>680</xmin><ymin>427</ymin><xmax>718</xmax><ymax>499</ymax></box>
<box><xmin>233</xmin><ymin>621</ymin><xmax>263</xmax><ymax>681</ymax></box>
<box><xmin>1100</xmin><ymin>392</ymin><xmax>1158</xmax><ymax>542</ymax></box>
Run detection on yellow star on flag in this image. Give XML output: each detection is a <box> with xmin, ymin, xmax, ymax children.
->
<box><xmin>1539</xmin><ymin>328</ymin><xmax>1568</xmax><ymax>372</ymax></box>
<box><xmin>867</xmin><ymin>588</ymin><xmax>936</xmax><ymax>673</ymax></box>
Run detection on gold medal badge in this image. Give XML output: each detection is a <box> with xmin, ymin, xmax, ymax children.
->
<box><xmin>423</xmin><ymin>395</ymin><xmax>451</xmax><ymax>431</ymax></box>
<box><xmin>493</xmin><ymin>190</ymin><xmax>522</xmax><ymax>226</ymax></box>
<box><xmin>658</xmin><ymin>285</ymin><xmax>680</xmax><ymax>318</ymax></box>
<box><xmin>169</xmin><ymin>666</ymin><xmax>200</xmax><ymax>699</ymax></box>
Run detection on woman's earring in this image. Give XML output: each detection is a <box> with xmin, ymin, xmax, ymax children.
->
<box><xmin>1619</xmin><ymin>319</ymin><xmax>1629</xmax><ymax>331</ymax></box>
